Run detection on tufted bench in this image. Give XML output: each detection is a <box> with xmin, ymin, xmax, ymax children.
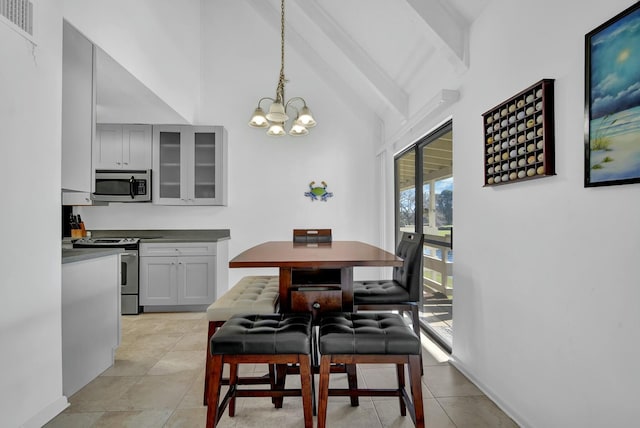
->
<box><xmin>317</xmin><ymin>312</ymin><xmax>424</xmax><ymax>428</ymax></box>
<box><xmin>206</xmin><ymin>313</ymin><xmax>314</xmax><ymax>428</ymax></box>
<box><xmin>203</xmin><ymin>276</ymin><xmax>279</xmax><ymax>405</ymax></box>
<box><xmin>207</xmin><ymin>275</ymin><xmax>280</xmax><ymax>322</ymax></box>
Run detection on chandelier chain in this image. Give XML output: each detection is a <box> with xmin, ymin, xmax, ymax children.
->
<box><xmin>276</xmin><ymin>0</ymin><xmax>286</xmax><ymax>104</ymax></box>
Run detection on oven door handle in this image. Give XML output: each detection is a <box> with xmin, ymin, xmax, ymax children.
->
<box><xmin>121</xmin><ymin>260</ymin><xmax>127</xmax><ymax>285</ymax></box>
<box><xmin>120</xmin><ymin>252</ymin><xmax>137</xmax><ymax>286</ymax></box>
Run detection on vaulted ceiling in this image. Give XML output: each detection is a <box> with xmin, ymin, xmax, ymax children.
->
<box><xmin>95</xmin><ymin>0</ymin><xmax>491</xmax><ymax>136</ymax></box>
<box><xmin>245</xmin><ymin>0</ymin><xmax>490</xmax><ymax>137</ymax></box>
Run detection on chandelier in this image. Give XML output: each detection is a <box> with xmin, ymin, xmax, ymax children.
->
<box><xmin>248</xmin><ymin>0</ymin><xmax>316</xmax><ymax>136</ymax></box>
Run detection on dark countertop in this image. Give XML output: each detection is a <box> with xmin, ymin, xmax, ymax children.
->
<box><xmin>86</xmin><ymin>229</ymin><xmax>231</xmax><ymax>243</ymax></box>
<box><xmin>62</xmin><ymin>248</ymin><xmax>124</xmax><ymax>264</ymax></box>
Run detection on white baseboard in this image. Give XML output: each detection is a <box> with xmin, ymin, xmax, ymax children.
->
<box><xmin>448</xmin><ymin>356</ymin><xmax>530</xmax><ymax>428</ymax></box>
<box><xmin>20</xmin><ymin>396</ymin><xmax>69</xmax><ymax>428</ymax></box>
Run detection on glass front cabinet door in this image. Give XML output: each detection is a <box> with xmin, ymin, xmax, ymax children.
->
<box><xmin>152</xmin><ymin>125</ymin><xmax>227</xmax><ymax>205</ymax></box>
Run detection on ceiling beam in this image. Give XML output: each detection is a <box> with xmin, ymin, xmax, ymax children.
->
<box><xmin>386</xmin><ymin>89</ymin><xmax>459</xmax><ymax>155</ymax></box>
<box><xmin>291</xmin><ymin>0</ymin><xmax>409</xmax><ymax>119</ymax></box>
<box><xmin>404</xmin><ymin>0</ymin><xmax>469</xmax><ymax>68</ymax></box>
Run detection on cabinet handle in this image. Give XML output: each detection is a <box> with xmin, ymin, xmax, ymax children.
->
<box><xmin>312</xmin><ymin>302</ymin><xmax>321</xmax><ymax>310</ymax></box>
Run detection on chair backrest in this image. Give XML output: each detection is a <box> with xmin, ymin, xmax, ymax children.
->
<box><xmin>393</xmin><ymin>232</ymin><xmax>424</xmax><ymax>301</ymax></box>
<box><xmin>293</xmin><ymin>229</ymin><xmax>332</xmax><ymax>243</ymax></box>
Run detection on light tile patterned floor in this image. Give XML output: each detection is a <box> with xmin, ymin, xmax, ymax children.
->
<box><xmin>45</xmin><ymin>312</ymin><xmax>517</xmax><ymax>428</ymax></box>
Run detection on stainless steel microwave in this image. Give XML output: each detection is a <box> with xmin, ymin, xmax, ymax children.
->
<box><xmin>92</xmin><ymin>170</ymin><xmax>152</xmax><ymax>202</ymax></box>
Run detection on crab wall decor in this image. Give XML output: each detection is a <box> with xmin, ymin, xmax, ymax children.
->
<box><xmin>304</xmin><ymin>181</ymin><xmax>334</xmax><ymax>202</ymax></box>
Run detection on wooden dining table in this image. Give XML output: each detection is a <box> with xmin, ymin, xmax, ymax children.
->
<box><xmin>229</xmin><ymin>241</ymin><xmax>403</xmax><ymax>313</ymax></box>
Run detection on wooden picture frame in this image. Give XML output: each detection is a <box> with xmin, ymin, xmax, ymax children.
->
<box><xmin>585</xmin><ymin>2</ymin><xmax>640</xmax><ymax>187</ymax></box>
<box><xmin>482</xmin><ymin>79</ymin><xmax>555</xmax><ymax>186</ymax></box>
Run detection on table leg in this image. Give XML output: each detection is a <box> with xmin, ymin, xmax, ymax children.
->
<box><xmin>279</xmin><ymin>267</ymin><xmax>292</xmax><ymax>312</ymax></box>
<box><xmin>341</xmin><ymin>267</ymin><xmax>353</xmax><ymax>312</ymax></box>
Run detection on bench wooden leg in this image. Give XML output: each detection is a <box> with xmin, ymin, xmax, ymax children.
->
<box><xmin>206</xmin><ymin>354</ymin><xmax>224</xmax><ymax>428</ymax></box>
<box><xmin>408</xmin><ymin>305</ymin><xmax>424</xmax><ymax>376</ymax></box>
<box><xmin>274</xmin><ymin>363</ymin><xmax>287</xmax><ymax>408</ymax></box>
<box><xmin>299</xmin><ymin>354</ymin><xmax>314</xmax><ymax>428</ymax></box>
<box><xmin>204</xmin><ymin>321</ymin><xmax>222</xmax><ymax>406</ymax></box>
<box><xmin>346</xmin><ymin>363</ymin><xmax>359</xmax><ymax>406</ymax></box>
<box><xmin>228</xmin><ymin>363</ymin><xmax>238</xmax><ymax>416</ymax></box>
<box><xmin>269</xmin><ymin>363</ymin><xmax>277</xmax><ymax>405</ymax></box>
<box><xmin>317</xmin><ymin>355</ymin><xmax>332</xmax><ymax>428</ymax></box>
<box><xmin>396</xmin><ymin>363</ymin><xmax>407</xmax><ymax>416</ymax></box>
<box><xmin>408</xmin><ymin>355</ymin><xmax>424</xmax><ymax>428</ymax></box>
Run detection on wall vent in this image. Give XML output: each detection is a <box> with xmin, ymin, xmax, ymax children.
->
<box><xmin>0</xmin><ymin>0</ymin><xmax>34</xmax><ymax>37</ymax></box>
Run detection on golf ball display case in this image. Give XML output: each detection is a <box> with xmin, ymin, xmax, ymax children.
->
<box><xmin>482</xmin><ymin>79</ymin><xmax>555</xmax><ymax>186</ymax></box>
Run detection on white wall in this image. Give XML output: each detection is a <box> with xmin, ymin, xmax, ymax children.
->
<box><xmin>76</xmin><ymin>0</ymin><xmax>385</xmax><ymax>288</ymax></box>
<box><xmin>63</xmin><ymin>0</ymin><xmax>201</xmax><ymax>123</ymax></box>
<box><xmin>449</xmin><ymin>0</ymin><xmax>640</xmax><ymax>427</ymax></box>
<box><xmin>0</xmin><ymin>2</ymin><xmax>69</xmax><ymax>426</ymax></box>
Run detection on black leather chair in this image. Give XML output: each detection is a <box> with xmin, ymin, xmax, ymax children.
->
<box><xmin>353</xmin><ymin>232</ymin><xmax>424</xmax><ymax>369</ymax></box>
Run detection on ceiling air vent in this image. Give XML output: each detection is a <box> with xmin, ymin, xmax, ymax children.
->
<box><xmin>0</xmin><ymin>0</ymin><xmax>34</xmax><ymax>37</ymax></box>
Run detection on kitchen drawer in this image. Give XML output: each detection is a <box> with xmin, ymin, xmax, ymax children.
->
<box><xmin>140</xmin><ymin>242</ymin><xmax>216</xmax><ymax>257</ymax></box>
<box><xmin>291</xmin><ymin>286</ymin><xmax>342</xmax><ymax>318</ymax></box>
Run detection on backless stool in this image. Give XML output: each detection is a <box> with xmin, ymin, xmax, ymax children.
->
<box><xmin>206</xmin><ymin>313</ymin><xmax>314</xmax><ymax>428</ymax></box>
<box><xmin>317</xmin><ymin>312</ymin><xmax>425</xmax><ymax>428</ymax></box>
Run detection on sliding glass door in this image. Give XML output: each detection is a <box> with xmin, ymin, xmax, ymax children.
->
<box><xmin>395</xmin><ymin>121</ymin><xmax>453</xmax><ymax>350</ymax></box>
<box><xmin>395</xmin><ymin>149</ymin><xmax>416</xmax><ymax>235</ymax></box>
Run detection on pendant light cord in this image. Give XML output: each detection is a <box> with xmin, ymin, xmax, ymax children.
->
<box><xmin>276</xmin><ymin>0</ymin><xmax>286</xmax><ymax>104</ymax></box>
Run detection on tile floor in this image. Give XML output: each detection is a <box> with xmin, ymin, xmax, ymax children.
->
<box><xmin>45</xmin><ymin>312</ymin><xmax>518</xmax><ymax>428</ymax></box>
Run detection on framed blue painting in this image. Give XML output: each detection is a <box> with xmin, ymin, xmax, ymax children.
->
<box><xmin>585</xmin><ymin>2</ymin><xmax>640</xmax><ymax>187</ymax></box>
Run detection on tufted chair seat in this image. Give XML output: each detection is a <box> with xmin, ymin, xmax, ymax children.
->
<box><xmin>352</xmin><ymin>280</ymin><xmax>411</xmax><ymax>303</ymax></box>
<box><xmin>211</xmin><ymin>313</ymin><xmax>312</xmax><ymax>355</ymax></box>
<box><xmin>316</xmin><ymin>312</ymin><xmax>424</xmax><ymax>428</ymax></box>
<box><xmin>206</xmin><ymin>313</ymin><xmax>314</xmax><ymax>428</ymax></box>
<box><xmin>318</xmin><ymin>312</ymin><xmax>420</xmax><ymax>355</ymax></box>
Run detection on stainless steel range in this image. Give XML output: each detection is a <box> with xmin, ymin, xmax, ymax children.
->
<box><xmin>73</xmin><ymin>237</ymin><xmax>141</xmax><ymax>314</ymax></box>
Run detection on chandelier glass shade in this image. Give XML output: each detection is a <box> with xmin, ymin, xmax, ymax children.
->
<box><xmin>248</xmin><ymin>0</ymin><xmax>316</xmax><ymax>136</ymax></box>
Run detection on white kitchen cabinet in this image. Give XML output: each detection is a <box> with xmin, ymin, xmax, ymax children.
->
<box><xmin>61</xmin><ymin>22</ymin><xmax>95</xmax><ymax>202</ymax></box>
<box><xmin>139</xmin><ymin>243</ymin><xmax>217</xmax><ymax>308</ymax></box>
<box><xmin>139</xmin><ymin>256</ymin><xmax>176</xmax><ymax>305</ymax></box>
<box><xmin>94</xmin><ymin>124</ymin><xmax>152</xmax><ymax>170</ymax></box>
<box><xmin>152</xmin><ymin>125</ymin><xmax>227</xmax><ymax>205</ymax></box>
